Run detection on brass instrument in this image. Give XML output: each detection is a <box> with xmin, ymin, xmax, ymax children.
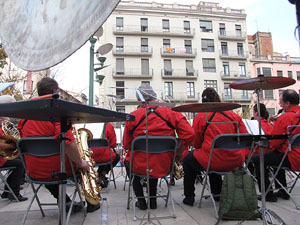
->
<box><xmin>72</xmin><ymin>127</ymin><xmax>101</xmax><ymax>205</ymax></box>
<box><xmin>173</xmin><ymin>161</ymin><xmax>184</xmax><ymax>180</ymax></box>
<box><xmin>0</xmin><ymin>120</ymin><xmax>20</xmax><ymax>160</ymax></box>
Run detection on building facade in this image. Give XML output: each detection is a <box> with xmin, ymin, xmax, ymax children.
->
<box><xmin>97</xmin><ymin>0</ymin><xmax>251</xmax><ymax>115</ymax></box>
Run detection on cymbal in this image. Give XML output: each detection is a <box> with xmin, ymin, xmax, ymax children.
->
<box><xmin>172</xmin><ymin>102</ymin><xmax>241</xmax><ymax>113</ymax></box>
<box><xmin>230</xmin><ymin>77</ymin><xmax>295</xmax><ymax>90</ymax></box>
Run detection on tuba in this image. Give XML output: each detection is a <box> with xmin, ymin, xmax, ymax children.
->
<box><xmin>0</xmin><ymin>120</ymin><xmax>19</xmax><ymax>160</ymax></box>
<box><xmin>72</xmin><ymin>127</ymin><xmax>101</xmax><ymax>205</ymax></box>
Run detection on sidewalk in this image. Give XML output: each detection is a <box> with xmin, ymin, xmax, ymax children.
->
<box><xmin>1</xmin><ymin>167</ymin><xmax>300</xmax><ymax>225</ymax></box>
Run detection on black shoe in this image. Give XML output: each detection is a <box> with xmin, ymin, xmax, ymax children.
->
<box><xmin>150</xmin><ymin>199</ymin><xmax>157</xmax><ymax>209</ymax></box>
<box><xmin>169</xmin><ymin>178</ymin><xmax>175</xmax><ymax>186</ymax></box>
<box><xmin>8</xmin><ymin>193</ymin><xmax>28</xmax><ymax>202</ymax></box>
<box><xmin>258</xmin><ymin>193</ymin><xmax>277</xmax><ymax>202</ymax></box>
<box><xmin>135</xmin><ymin>201</ymin><xmax>147</xmax><ymax>210</ymax></box>
<box><xmin>213</xmin><ymin>195</ymin><xmax>220</xmax><ymax>202</ymax></box>
<box><xmin>1</xmin><ymin>192</ymin><xmax>9</xmax><ymax>199</ymax></box>
<box><xmin>98</xmin><ymin>174</ymin><xmax>109</xmax><ymax>188</ymax></box>
<box><xmin>183</xmin><ymin>196</ymin><xmax>194</xmax><ymax>206</ymax></box>
<box><xmin>66</xmin><ymin>201</ymin><xmax>84</xmax><ymax>213</ymax></box>
<box><xmin>276</xmin><ymin>190</ymin><xmax>290</xmax><ymax>200</ymax></box>
<box><xmin>87</xmin><ymin>202</ymin><xmax>100</xmax><ymax>213</ymax></box>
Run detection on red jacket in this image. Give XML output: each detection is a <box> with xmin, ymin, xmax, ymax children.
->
<box><xmin>18</xmin><ymin>120</ymin><xmax>75</xmax><ymax>181</ymax></box>
<box><xmin>91</xmin><ymin>123</ymin><xmax>117</xmax><ymax>163</ymax></box>
<box><xmin>192</xmin><ymin>111</ymin><xmax>248</xmax><ymax>172</ymax></box>
<box><xmin>270</xmin><ymin>105</ymin><xmax>300</xmax><ymax>171</ymax></box>
<box><xmin>123</xmin><ymin>105</ymin><xmax>194</xmax><ymax>178</ymax></box>
<box><xmin>0</xmin><ymin>128</ymin><xmax>7</xmax><ymax>167</ymax></box>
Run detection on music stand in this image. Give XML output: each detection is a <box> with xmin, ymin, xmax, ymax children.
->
<box><xmin>0</xmin><ymin>98</ymin><xmax>135</xmax><ymax>225</ymax></box>
<box><xmin>230</xmin><ymin>76</ymin><xmax>295</xmax><ymax>225</ymax></box>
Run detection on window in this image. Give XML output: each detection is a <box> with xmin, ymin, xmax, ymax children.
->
<box><xmin>116</xmin><ymin>58</ymin><xmax>124</xmax><ymax>75</ymax></box>
<box><xmin>141</xmin><ymin>18</ymin><xmax>148</xmax><ymax>32</ymax></box>
<box><xmin>288</xmin><ymin>71</ymin><xmax>293</xmax><ymax>78</ymax></box>
<box><xmin>237</xmin><ymin>43</ymin><xmax>244</xmax><ymax>56</ymax></box>
<box><xmin>116</xmin><ymin>106</ymin><xmax>125</xmax><ymax>113</ymax></box>
<box><xmin>185</xmin><ymin>40</ymin><xmax>192</xmax><ymax>53</ymax></box>
<box><xmin>201</xmin><ymin>39</ymin><xmax>214</xmax><ymax>52</ymax></box>
<box><xmin>186</xmin><ymin>60</ymin><xmax>194</xmax><ymax>76</ymax></box>
<box><xmin>224</xmin><ymin>83</ymin><xmax>232</xmax><ymax>99</ymax></box>
<box><xmin>242</xmin><ymin>90</ymin><xmax>248</xmax><ymax>99</ymax></box>
<box><xmin>163</xmin><ymin>39</ymin><xmax>171</xmax><ymax>52</ymax></box>
<box><xmin>184</xmin><ymin>21</ymin><xmax>191</xmax><ymax>33</ymax></box>
<box><xmin>141</xmin><ymin>38</ymin><xmax>148</xmax><ymax>52</ymax></box>
<box><xmin>187</xmin><ymin>82</ymin><xmax>195</xmax><ymax>98</ymax></box>
<box><xmin>141</xmin><ymin>81</ymin><xmax>150</xmax><ymax>86</ymax></box>
<box><xmin>164</xmin><ymin>59</ymin><xmax>172</xmax><ymax>75</ymax></box>
<box><xmin>164</xmin><ymin>82</ymin><xmax>173</xmax><ymax>98</ymax></box>
<box><xmin>162</xmin><ymin>19</ymin><xmax>170</xmax><ymax>32</ymax></box>
<box><xmin>116</xmin><ymin>37</ymin><xmax>124</xmax><ymax>52</ymax></box>
<box><xmin>264</xmin><ymin>90</ymin><xmax>274</xmax><ymax>99</ymax></box>
<box><xmin>239</xmin><ymin>62</ymin><xmax>246</xmax><ymax>76</ymax></box>
<box><xmin>141</xmin><ymin>59</ymin><xmax>149</xmax><ymax>75</ymax></box>
<box><xmin>204</xmin><ymin>80</ymin><xmax>217</xmax><ymax>90</ymax></box>
<box><xmin>219</xmin><ymin>23</ymin><xmax>226</xmax><ymax>35</ymax></box>
<box><xmin>235</xmin><ymin>24</ymin><xmax>242</xmax><ymax>37</ymax></box>
<box><xmin>23</xmin><ymin>80</ymin><xmax>33</xmax><ymax>93</ymax></box>
<box><xmin>221</xmin><ymin>42</ymin><xmax>228</xmax><ymax>55</ymax></box>
<box><xmin>262</xmin><ymin>67</ymin><xmax>272</xmax><ymax>77</ymax></box>
<box><xmin>257</xmin><ymin>67</ymin><xmax>261</xmax><ymax>76</ymax></box>
<box><xmin>297</xmin><ymin>71</ymin><xmax>300</xmax><ymax>80</ymax></box>
<box><xmin>267</xmin><ymin>108</ymin><xmax>275</xmax><ymax>116</ymax></box>
<box><xmin>202</xmin><ymin>58</ymin><xmax>216</xmax><ymax>72</ymax></box>
<box><xmin>223</xmin><ymin>62</ymin><xmax>230</xmax><ymax>76</ymax></box>
<box><xmin>277</xmin><ymin>70</ymin><xmax>283</xmax><ymax>77</ymax></box>
<box><xmin>200</xmin><ymin>20</ymin><xmax>213</xmax><ymax>32</ymax></box>
<box><xmin>116</xmin><ymin>17</ymin><xmax>123</xmax><ymax>30</ymax></box>
<box><xmin>116</xmin><ymin>81</ymin><xmax>125</xmax><ymax>99</ymax></box>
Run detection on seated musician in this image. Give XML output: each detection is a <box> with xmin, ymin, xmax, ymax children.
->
<box><xmin>252</xmin><ymin>89</ymin><xmax>300</xmax><ymax>202</ymax></box>
<box><xmin>0</xmin><ymin>95</ymin><xmax>27</xmax><ymax>201</ymax></box>
<box><xmin>90</xmin><ymin>122</ymin><xmax>120</xmax><ymax>188</ymax></box>
<box><xmin>17</xmin><ymin>77</ymin><xmax>100</xmax><ymax>213</ymax></box>
<box><xmin>123</xmin><ymin>84</ymin><xmax>194</xmax><ymax>210</ymax></box>
<box><xmin>183</xmin><ymin>88</ymin><xmax>249</xmax><ymax>206</ymax></box>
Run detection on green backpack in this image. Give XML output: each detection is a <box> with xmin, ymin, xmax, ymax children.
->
<box><xmin>217</xmin><ymin>167</ymin><xmax>260</xmax><ymax>222</ymax></box>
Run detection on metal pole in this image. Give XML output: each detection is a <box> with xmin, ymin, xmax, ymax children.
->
<box><xmin>89</xmin><ymin>37</ymin><xmax>97</xmax><ymax>106</ymax></box>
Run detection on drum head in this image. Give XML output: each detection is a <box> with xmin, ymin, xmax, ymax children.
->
<box><xmin>0</xmin><ymin>0</ymin><xmax>120</xmax><ymax>71</ymax></box>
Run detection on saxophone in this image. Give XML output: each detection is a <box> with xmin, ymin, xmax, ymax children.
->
<box><xmin>72</xmin><ymin>127</ymin><xmax>101</xmax><ymax>205</ymax></box>
<box><xmin>0</xmin><ymin>120</ymin><xmax>19</xmax><ymax>160</ymax></box>
<box><xmin>173</xmin><ymin>161</ymin><xmax>184</xmax><ymax>180</ymax></box>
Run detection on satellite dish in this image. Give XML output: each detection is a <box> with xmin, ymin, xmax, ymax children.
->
<box><xmin>97</xmin><ymin>43</ymin><xmax>113</xmax><ymax>55</ymax></box>
<box><xmin>0</xmin><ymin>0</ymin><xmax>120</xmax><ymax>71</ymax></box>
<box><xmin>94</xmin><ymin>27</ymin><xmax>103</xmax><ymax>38</ymax></box>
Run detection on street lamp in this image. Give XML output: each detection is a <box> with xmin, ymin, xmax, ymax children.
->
<box><xmin>89</xmin><ymin>37</ymin><xmax>97</xmax><ymax>106</ymax></box>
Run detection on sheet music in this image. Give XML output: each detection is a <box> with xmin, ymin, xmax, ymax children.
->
<box><xmin>242</xmin><ymin>119</ymin><xmax>265</xmax><ymax>135</ymax></box>
<box><xmin>75</xmin><ymin>123</ymin><xmax>103</xmax><ymax>138</ymax></box>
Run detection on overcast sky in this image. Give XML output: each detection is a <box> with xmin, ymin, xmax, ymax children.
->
<box><xmin>58</xmin><ymin>0</ymin><xmax>299</xmax><ymax>94</ymax></box>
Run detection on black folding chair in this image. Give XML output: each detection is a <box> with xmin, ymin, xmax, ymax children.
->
<box><xmin>88</xmin><ymin>138</ymin><xmax>116</xmax><ymax>192</ymax></box>
<box><xmin>17</xmin><ymin>136</ymin><xmax>86</xmax><ymax>225</ymax></box>
<box><xmin>199</xmin><ymin>133</ymin><xmax>254</xmax><ymax>218</ymax></box>
<box><xmin>0</xmin><ymin>166</ymin><xmax>19</xmax><ymax>201</ymax></box>
<box><xmin>127</xmin><ymin>136</ymin><xmax>178</xmax><ymax>221</ymax></box>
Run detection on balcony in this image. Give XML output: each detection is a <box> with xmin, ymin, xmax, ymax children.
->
<box><xmin>161</xmin><ymin>47</ymin><xmax>197</xmax><ymax>58</ymax></box>
<box><xmin>251</xmin><ymin>54</ymin><xmax>300</xmax><ymax>64</ymax></box>
<box><xmin>218</xmin><ymin>31</ymin><xmax>246</xmax><ymax>41</ymax></box>
<box><xmin>113</xmin><ymin>25</ymin><xmax>195</xmax><ymax>37</ymax></box>
<box><xmin>161</xmin><ymin>69</ymin><xmax>198</xmax><ymax>79</ymax></box>
<box><xmin>112</xmin><ymin>68</ymin><xmax>153</xmax><ymax>78</ymax></box>
<box><xmin>220</xmin><ymin>71</ymin><xmax>251</xmax><ymax>80</ymax></box>
<box><xmin>219</xmin><ymin>50</ymin><xmax>248</xmax><ymax>60</ymax></box>
<box><xmin>161</xmin><ymin>92</ymin><xmax>200</xmax><ymax>103</ymax></box>
<box><xmin>112</xmin><ymin>46</ymin><xmax>153</xmax><ymax>56</ymax></box>
<box><xmin>222</xmin><ymin>91</ymin><xmax>252</xmax><ymax>102</ymax></box>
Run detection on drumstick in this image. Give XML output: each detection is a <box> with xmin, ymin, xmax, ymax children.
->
<box><xmin>27</xmin><ymin>93</ymin><xmax>59</xmax><ymax>100</ymax></box>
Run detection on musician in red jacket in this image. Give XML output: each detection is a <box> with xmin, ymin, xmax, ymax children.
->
<box><xmin>90</xmin><ymin>122</ymin><xmax>120</xmax><ymax>188</ymax></box>
<box><xmin>183</xmin><ymin>88</ymin><xmax>248</xmax><ymax>206</ymax></box>
<box><xmin>18</xmin><ymin>77</ymin><xmax>99</xmax><ymax>213</ymax></box>
<box><xmin>252</xmin><ymin>89</ymin><xmax>300</xmax><ymax>202</ymax></box>
<box><xmin>123</xmin><ymin>84</ymin><xmax>194</xmax><ymax>210</ymax></box>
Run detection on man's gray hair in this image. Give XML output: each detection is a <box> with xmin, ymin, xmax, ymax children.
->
<box><xmin>136</xmin><ymin>84</ymin><xmax>157</xmax><ymax>101</ymax></box>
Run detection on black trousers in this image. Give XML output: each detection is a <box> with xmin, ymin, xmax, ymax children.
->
<box><xmin>97</xmin><ymin>153</ymin><xmax>120</xmax><ymax>175</ymax></box>
<box><xmin>252</xmin><ymin>150</ymin><xmax>291</xmax><ymax>194</ymax></box>
<box><xmin>183</xmin><ymin>152</ymin><xmax>222</xmax><ymax>198</ymax></box>
<box><xmin>2</xmin><ymin>158</ymin><xmax>25</xmax><ymax>194</ymax></box>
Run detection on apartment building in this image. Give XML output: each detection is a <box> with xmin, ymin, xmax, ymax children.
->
<box><xmin>98</xmin><ymin>0</ymin><xmax>251</xmax><ymax>114</ymax></box>
<box><xmin>248</xmin><ymin>32</ymin><xmax>300</xmax><ymax>115</ymax></box>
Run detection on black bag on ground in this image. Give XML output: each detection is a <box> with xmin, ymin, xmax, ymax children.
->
<box><xmin>218</xmin><ymin>167</ymin><xmax>260</xmax><ymax>221</ymax></box>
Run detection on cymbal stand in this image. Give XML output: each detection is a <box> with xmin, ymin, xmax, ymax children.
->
<box><xmin>238</xmin><ymin>88</ymin><xmax>285</xmax><ymax>225</ymax></box>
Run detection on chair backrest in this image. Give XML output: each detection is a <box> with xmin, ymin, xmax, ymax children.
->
<box><xmin>17</xmin><ymin>136</ymin><xmax>60</xmax><ymax>157</ymax></box>
<box><xmin>211</xmin><ymin>133</ymin><xmax>254</xmax><ymax>151</ymax></box>
<box><xmin>131</xmin><ymin>136</ymin><xmax>178</xmax><ymax>154</ymax></box>
<box><xmin>88</xmin><ymin>138</ymin><xmax>110</xmax><ymax>149</ymax></box>
<box><xmin>289</xmin><ymin>133</ymin><xmax>300</xmax><ymax>148</ymax></box>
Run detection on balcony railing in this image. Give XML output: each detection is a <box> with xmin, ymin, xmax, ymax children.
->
<box><xmin>219</xmin><ymin>50</ymin><xmax>248</xmax><ymax>60</ymax></box>
<box><xmin>161</xmin><ymin>92</ymin><xmax>200</xmax><ymax>102</ymax></box>
<box><xmin>251</xmin><ymin>54</ymin><xmax>300</xmax><ymax>63</ymax></box>
<box><xmin>112</xmin><ymin>68</ymin><xmax>153</xmax><ymax>78</ymax></box>
<box><xmin>113</xmin><ymin>25</ymin><xmax>195</xmax><ymax>37</ymax></box>
<box><xmin>222</xmin><ymin>90</ymin><xmax>251</xmax><ymax>102</ymax></box>
<box><xmin>161</xmin><ymin>47</ymin><xmax>197</xmax><ymax>58</ymax></box>
<box><xmin>112</xmin><ymin>46</ymin><xmax>153</xmax><ymax>56</ymax></box>
<box><xmin>218</xmin><ymin>31</ymin><xmax>246</xmax><ymax>40</ymax></box>
<box><xmin>220</xmin><ymin>71</ymin><xmax>250</xmax><ymax>80</ymax></box>
<box><xmin>161</xmin><ymin>69</ymin><xmax>198</xmax><ymax>79</ymax></box>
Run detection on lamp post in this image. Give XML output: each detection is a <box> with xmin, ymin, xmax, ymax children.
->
<box><xmin>89</xmin><ymin>37</ymin><xmax>97</xmax><ymax>106</ymax></box>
